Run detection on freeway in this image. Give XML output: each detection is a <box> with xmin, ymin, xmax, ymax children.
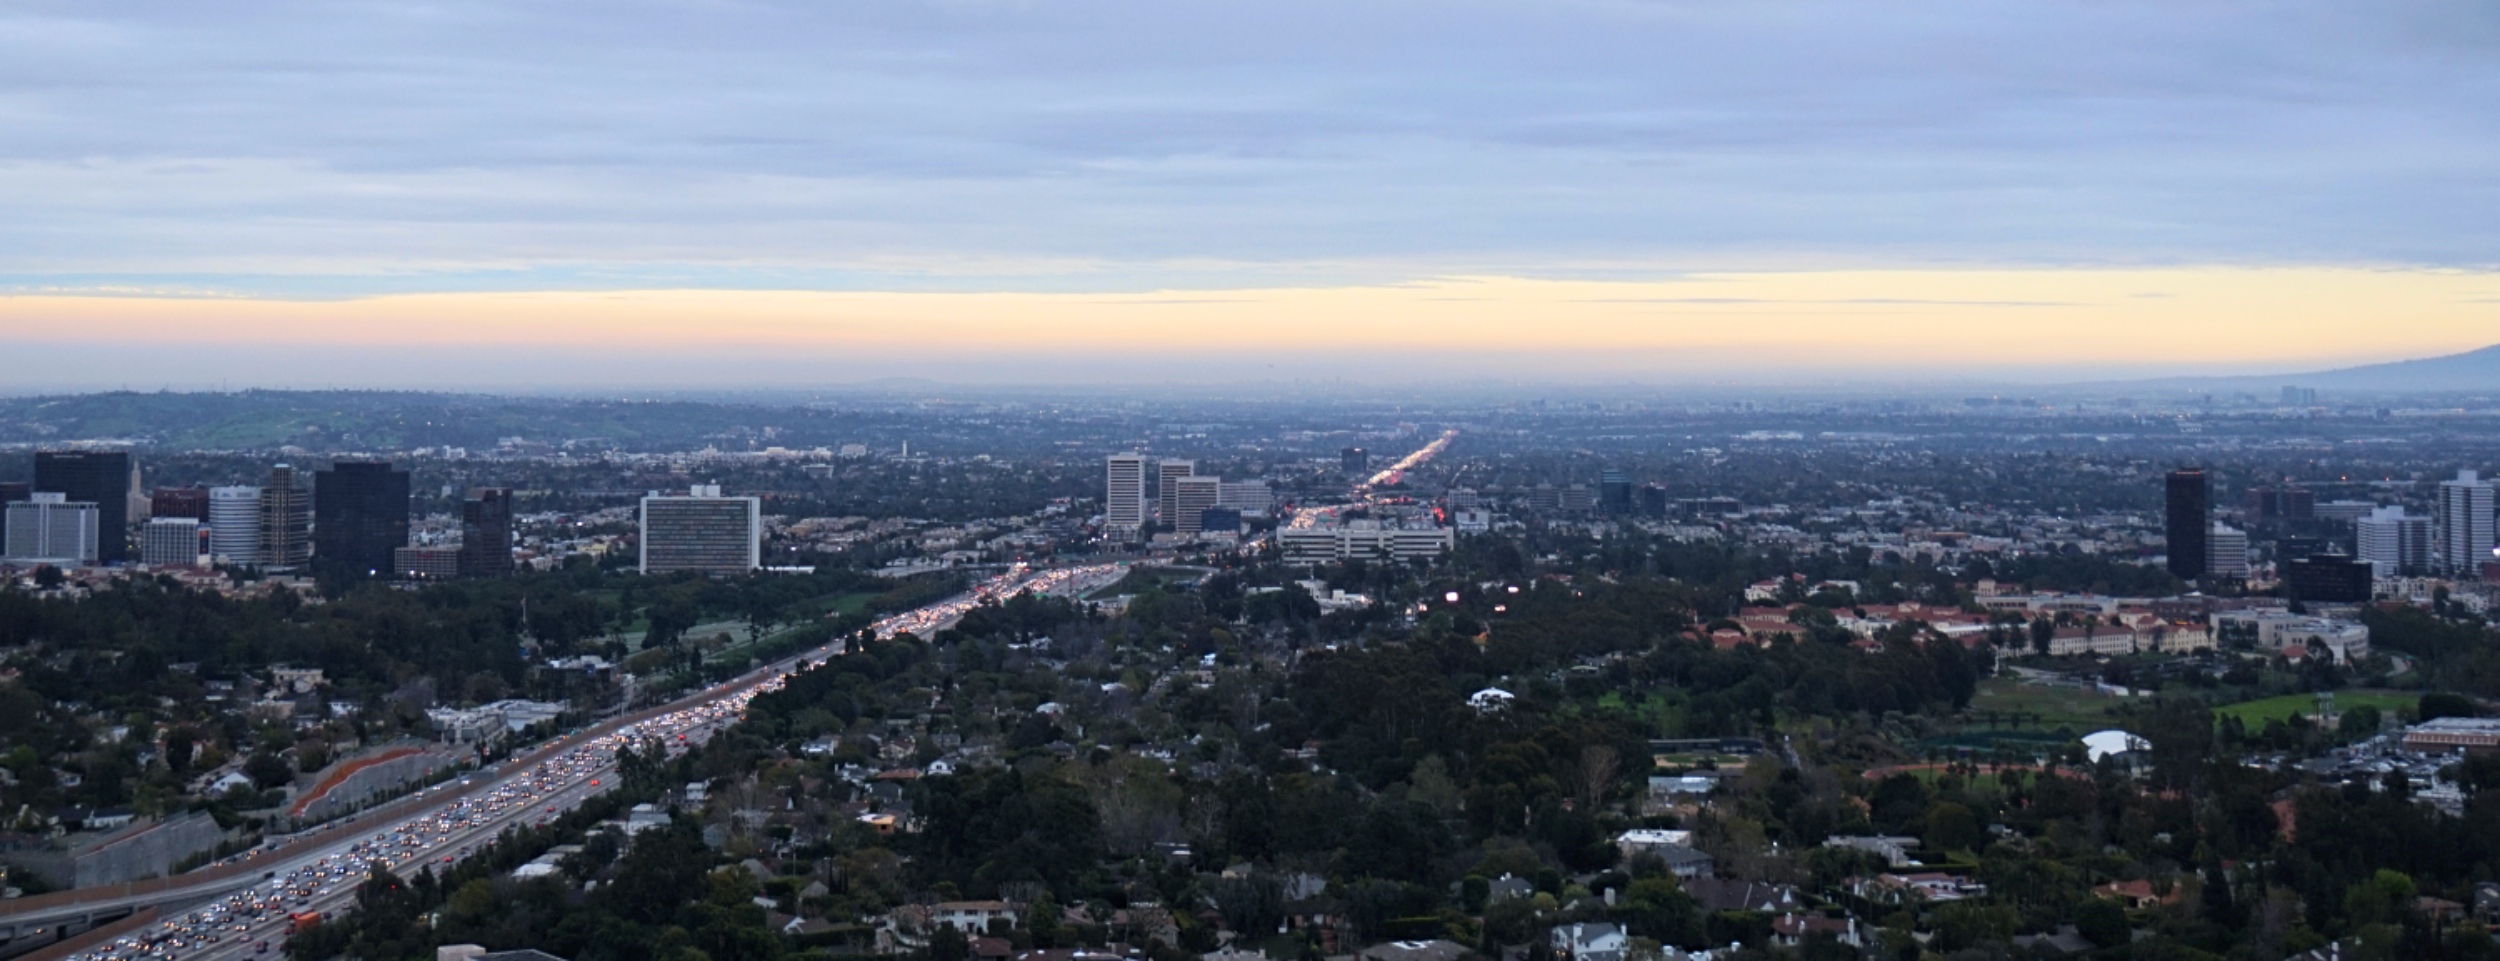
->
<box><xmin>4</xmin><ymin>562</ymin><xmax>1131</xmax><ymax>961</ymax></box>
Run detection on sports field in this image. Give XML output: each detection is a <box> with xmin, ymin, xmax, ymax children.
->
<box><xmin>2214</xmin><ymin>690</ymin><xmax>2416</xmax><ymax>727</ymax></box>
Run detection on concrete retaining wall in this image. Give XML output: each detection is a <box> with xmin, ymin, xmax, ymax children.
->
<box><xmin>289</xmin><ymin>745</ymin><xmax>455</xmax><ymax>826</ymax></box>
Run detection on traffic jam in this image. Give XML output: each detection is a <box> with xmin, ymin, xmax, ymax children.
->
<box><xmin>62</xmin><ymin>695</ymin><xmax>751</xmax><ymax>961</ymax></box>
<box><xmin>60</xmin><ymin>563</ymin><xmax>1124</xmax><ymax>961</ymax></box>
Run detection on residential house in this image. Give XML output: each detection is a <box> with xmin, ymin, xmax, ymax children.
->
<box><xmin>1548</xmin><ymin>923</ymin><xmax>1626</xmax><ymax>961</ymax></box>
<box><xmin>1770</xmin><ymin>914</ymin><xmax>1861</xmax><ymax>949</ymax></box>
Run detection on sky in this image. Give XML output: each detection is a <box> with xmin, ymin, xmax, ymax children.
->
<box><xmin>2</xmin><ymin>1</ymin><xmax>2497</xmax><ymax>389</ymax></box>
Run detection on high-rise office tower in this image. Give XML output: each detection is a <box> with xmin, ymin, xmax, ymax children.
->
<box><xmin>639</xmin><ymin>485</ymin><xmax>760</xmax><ymax>575</ymax></box>
<box><xmin>142</xmin><ymin>517</ymin><xmax>203</xmax><ymax>568</ymax></box>
<box><xmin>1599</xmin><ymin>469</ymin><xmax>1633</xmax><ymax>515</ymax></box>
<box><xmin>1171</xmin><ymin>475</ymin><xmax>1221</xmax><ymax>537</ymax></box>
<box><xmin>2438</xmin><ymin>469</ymin><xmax>2496</xmax><ymax>575</ymax></box>
<box><xmin>0</xmin><ymin>482</ymin><xmax>29</xmax><ymax>504</ymax></box>
<box><xmin>1639</xmin><ymin>484</ymin><xmax>1670</xmax><ymax>519</ymax></box>
<box><xmin>2206</xmin><ymin>523</ymin><xmax>2251</xmax><ymax>580</ymax></box>
<box><xmin>2357</xmin><ymin>505</ymin><xmax>2432</xmax><ymax>578</ymax></box>
<box><xmin>1341</xmin><ymin>447</ymin><xmax>1369</xmax><ymax>475</ymax></box>
<box><xmin>34</xmin><ymin>450</ymin><xmax>131</xmax><ymax>563</ymax></box>
<box><xmin>261</xmin><ymin>465</ymin><xmax>312</xmax><ymax>569</ymax></box>
<box><xmin>2164</xmin><ymin>469</ymin><xmax>2209</xmax><ymax>581</ymax></box>
<box><xmin>1158</xmin><ymin>459</ymin><xmax>1196</xmax><ymax>524</ymax></box>
<box><xmin>1105</xmin><ymin>454</ymin><xmax>1148</xmax><ymax>534</ymax></box>
<box><xmin>208</xmin><ymin>486</ymin><xmax>262</xmax><ymax>565</ymax></box>
<box><xmin>151</xmin><ymin>486</ymin><xmax>211</xmax><ymax>522</ymax></box>
<box><xmin>4</xmin><ymin>494</ymin><xmax>100</xmax><ymax>565</ymax></box>
<box><xmin>460</xmin><ymin>487</ymin><xmax>516</xmax><ymax>577</ymax></box>
<box><xmin>313</xmin><ymin>461</ymin><xmax>411</xmax><ymax>575</ymax></box>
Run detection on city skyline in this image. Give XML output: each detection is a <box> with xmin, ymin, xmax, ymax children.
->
<box><xmin>2</xmin><ymin>2</ymin><xmax>2497</xmax><ymax>387</ymax></box>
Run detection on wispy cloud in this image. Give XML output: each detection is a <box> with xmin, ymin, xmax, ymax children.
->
<box><xmin>0</xmin><ymin>0</ymin><xmax>2492</xmax><ymax>300</ymax></box>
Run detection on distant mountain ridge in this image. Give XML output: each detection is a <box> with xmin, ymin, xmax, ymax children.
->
<box><xmin>2290</xmin><ymin>343</ymin><xmax>2500</xmax><ymax>392</ymax></box>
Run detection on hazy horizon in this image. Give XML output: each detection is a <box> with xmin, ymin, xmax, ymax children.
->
<box><xmin>5</xmin><ymin>1</ymin><xmax>2497</xmax><ymax>385</ymax></box>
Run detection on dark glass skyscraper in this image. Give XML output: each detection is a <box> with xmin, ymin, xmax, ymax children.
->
<box><xmin>1599</xmin><ymin>468</ymin><xmax>1633</xmax><ymax>515</ymax></box>
<box><xmin>2165</xmin><ymin>468</ymin><xmax>2210</xmax><ymax>581</ymax></box>
<box><xmin>34</xmin><ymin>450</ymin><xmax>131</xmax><ymax>563</ymax></box>
<box><xmin>312</xmin><ymin>460</ymin><xmax>409</xmax><ymax>575</ymax></box>
<box><xmin>460</xmin><ymin>487</ymin><xmax>515</xmax><ymax>577</ymax></box>
<box><xmin>1341</xmin><ymin>447</ymin><xmax>1368</xmax><ymax>474</ymax></box>
<box><xmin>1638</xmin><ymin>483</ymin><xmax>1669</xmax><ymax>518</ymax></box>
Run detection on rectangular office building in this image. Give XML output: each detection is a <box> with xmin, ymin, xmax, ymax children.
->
<box><xmin>5</xmin><ymin>494</ymin><xmax>100</xmax><ymax>566</ymax></box>
<box><xmin>1105</xmin><ymin>454</ymin><xmax>1149</xmax><ymax>534</ymax></box>
<box><xmin>640</xmin><ymin>486</ymin><xmax>761</xmax><ymax>575</ymax></box>
<box><xmin>2285</xmin><ymin>555</ymin><xmax>2373</xmax><ymax>604</ymax></box>
<box><xmin>261</xmin><ymin>465</ymin><xmax>312</xmax><ymax>569</ymax></box>
<box><xmin>142</xmin><ymin>517</ymin><xmax>203</xmax><ymax>568</ymax></box>
<box><xmin>1170</xmin><ymin>475</ymin><xmax>1221</xmax><ymax>537</ymax></box>
<box><xmin>1158</xmin><ymin>459</ymin><xmax>1196</xmax><ymax>524</ymax></box>
<box><xmin>34</xmin><ymin>450</ymin><xmax>130</xmax><ymax>563</ymax></box>
<box><xmin>2439</xmin><ymin>470</ymin><xmax>2496</xmax><ymax>575</ymax></box>
<box><xmin>313</xmin><ymin>460</ymin><xmax>411</xmax><ymax>575</ymax></box>
<box><xmin>460</xmin><ymin>488</ymin><xmax>516</xmax><ymax>576</ymax></box>
<box><xmin>1277</xmin><ymin>520</ymin><xmax>1453</xmax><ymax>564</ymax></box>
<box><xmin>393</xmin><ymin>545</ymin><xmax>463</xmax><ymax>580</ymax></box>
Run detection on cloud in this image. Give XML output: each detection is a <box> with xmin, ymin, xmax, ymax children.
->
<box><xmin>0</xmin><ymin>0</ymin><xmax>2494</xmax><ymax>301</ymax></box>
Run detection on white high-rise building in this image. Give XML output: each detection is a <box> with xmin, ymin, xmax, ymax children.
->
<box><xmin>209</xmin><ymin>486</ymin><xmax>262</xmax><ymax>565</ymax></box>
<box><xmin>1158</xmin><ymin>459</ymin><xmax>1196</xmax><ymax>524</ymax></box>
<box><xmin>2357</xmin><ymin>505</ymin><xmax>2432</xmax><ymax>578</ymax></box>
<box><xmin>4</xmin><ymin>493</ymin><xmax>100</xmax><ymax>565</ymax></box>
<box><xmin>2206</xmin><ymin>523</ymin><xmax>2251</xmax><ymax>580</ymax></box>
<box><xmin>639</xmin><ymin>485</ymin><xmax>761</xmax><ymax>575</ymax></box>
<box><xmin>142</xmin><ymin>517</ymin><xmax>202</xmax><ymax>568</ymax></box>
<box><xmin>1171</xmin><ymin>475</ymin><xmax>1222</xmax><ymax>537</ymax></box>
<box><xmin>1104</xmin><ymin>454</ymin><xmax>1148</xmax><ymax>534</ymax></box>
<box><xmin>2438</xmin><ymin>469</ymin><xmax>2496</xmax><ymax>575</ymax></box>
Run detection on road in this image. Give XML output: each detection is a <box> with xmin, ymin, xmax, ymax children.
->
<box><xmin>6</xmin><ymin>562</ymin><xmax>1131</xmax><ymax>961</ymax></box>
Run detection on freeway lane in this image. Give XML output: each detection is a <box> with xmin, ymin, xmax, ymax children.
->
<box><xmin>5</xmin><ymin>563</ymin><xmax>1130</xmax><ymax>961</ymax></box>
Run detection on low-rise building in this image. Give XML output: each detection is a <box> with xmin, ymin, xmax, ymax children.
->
<box><xmin>2405</xmin><ymin>717</ymin><xmax>2500</xmax><ymax>755</ymax></box>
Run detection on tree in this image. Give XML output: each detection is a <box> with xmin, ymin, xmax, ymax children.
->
<box><xmin>2418</xmin><ymin>692</ymin><xmax>2475</xmax><ymax>723</ymax></box>
<box><xmin>2074</xmin><ymin>898</ymin><xmax>2129</xmax><ymax>949</ymax></box>
<box><xmin>2340</xmin><ymin>704</ymin><xmax>2383</xmax><ymax>740</ymax></box>
<box><xmin>1923</xmin><ymin>801</ymin><xmax>1985</xmax><ymax>854</ymax></box>
<box><xmin>163</xmin><ymin>728</ymin><xmax>195</xmax><ymax>776</ymax></box>
<box><xmin>246</xmin><ymin>752</ymin><xmax>294</xmax><ymax>789</ymax></box>
<box><xmin>927</xmin><ymin>923</ymin><xmax>970</xmax><ymax>961</ymax></box>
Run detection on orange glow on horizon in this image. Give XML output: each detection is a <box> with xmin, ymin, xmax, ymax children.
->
<box><xmin>1</xmin><ymin>267</ymin><xmax>2495</xmax><ymax>370</ymax></box>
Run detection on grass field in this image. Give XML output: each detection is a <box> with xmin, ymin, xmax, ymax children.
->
<box><xmin>2215</xmin><ymin>690</ymin><xmax>2417</xmax><ymax>727</ymax></box>
<box><xmin>1967</xmin><ymin>677</ymin><xmax>2124</xmax><ymax>733</ymax></box>
<box><xmin>796</xmin><ymin>591</ymin><xmax>879</xmax><ymax>619</ymax></box>
<box><xmin>1087</xmin><ymin>565</ymin><xmax>1209</xmax><ymax>600</ymax></box>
